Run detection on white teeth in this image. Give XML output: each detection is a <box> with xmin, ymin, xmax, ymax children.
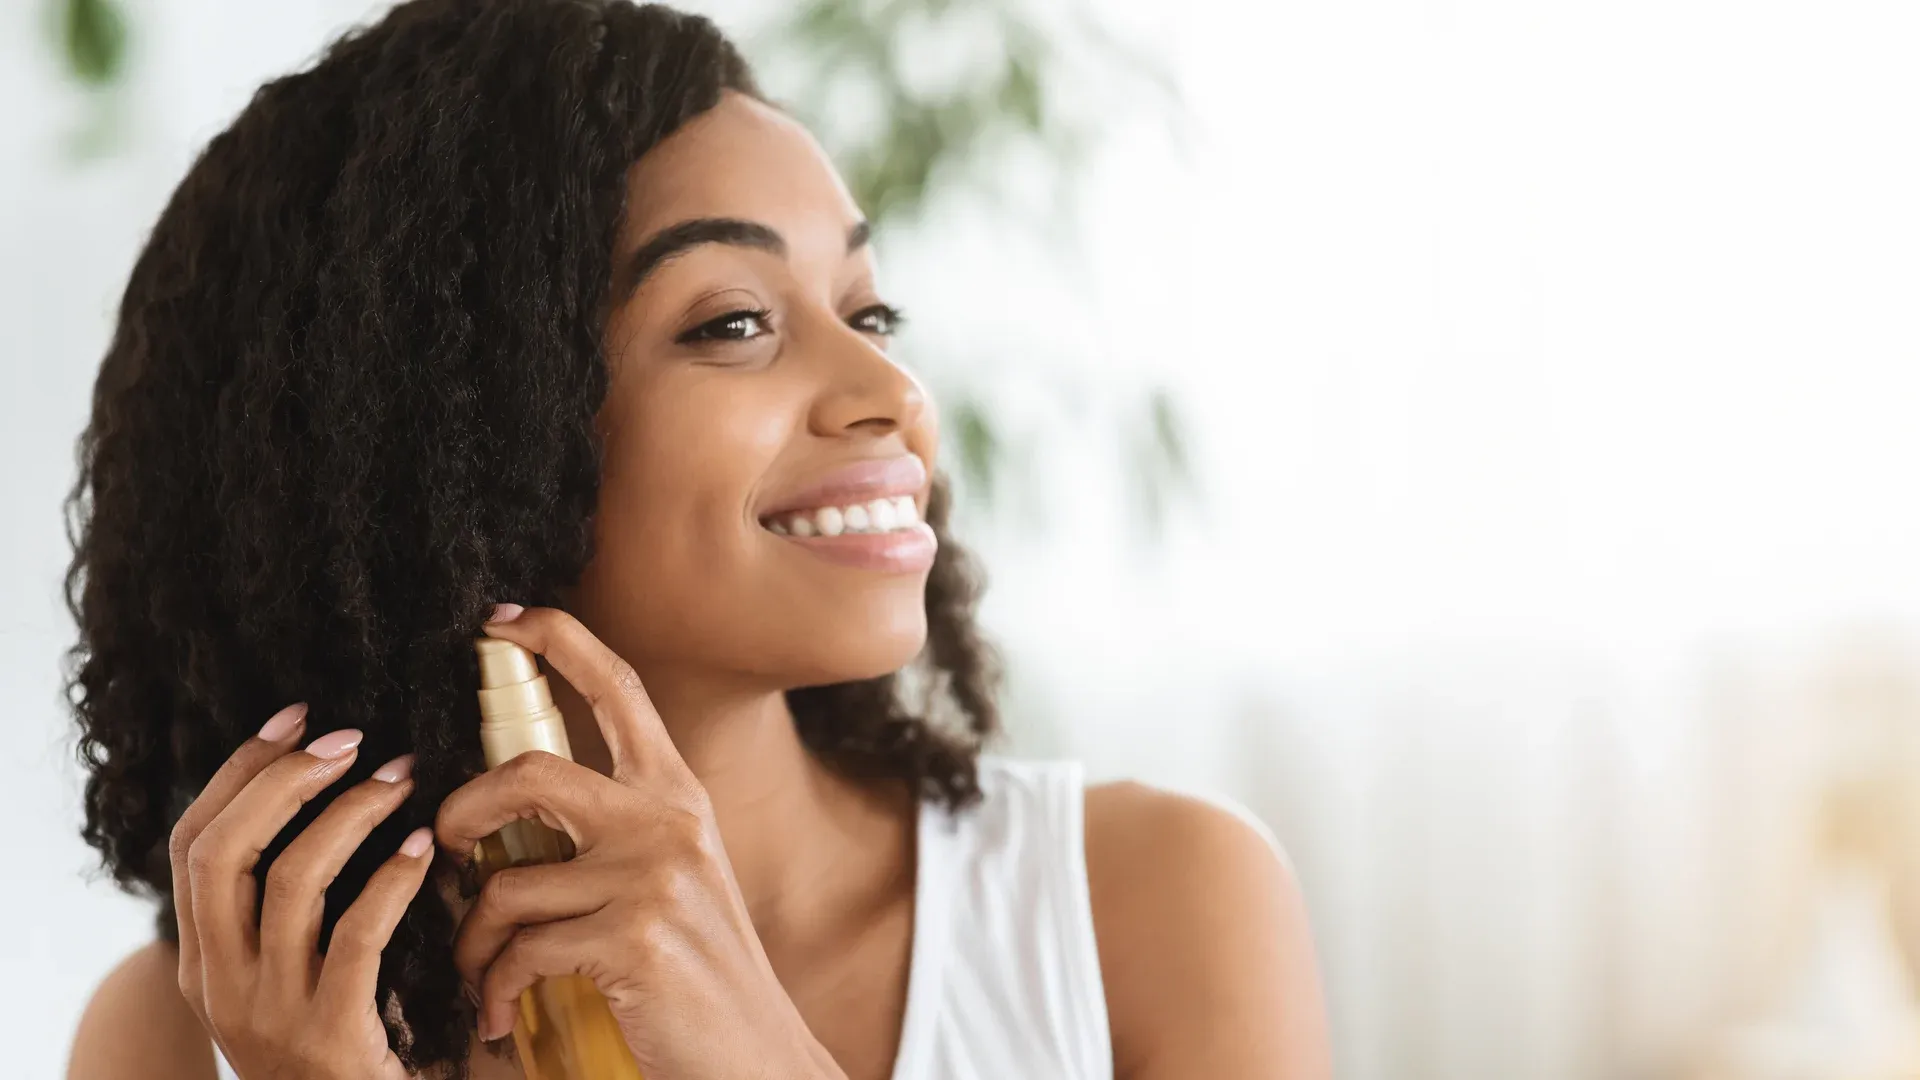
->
<box><xmin>764</xmin><ymin>495</ymin><xmax>926</xmax><ymax>538</ymax></box>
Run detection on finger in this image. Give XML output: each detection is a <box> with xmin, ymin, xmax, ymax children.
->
<box><xmin>186</xmin><ymin>727</ymin><xmax>365</xmax><ymax>973</ymax></box>
<box><xmin>168</xmin><ymin>702</ymin><xmax>309</xmax><ymax>995</ymax></box>
<box><xmin>481</xmin><ymin>605</ymin><xmax>675</xmax><ymax>783</ymax></box>
<box><xmin>476</xmin><ymin>917</ymin><xmax>639</xmax><ymax>1043</ymax></box>
<box><xmin>258</xmin><ymin>754</ymin><xmax>416</xmax><ymax>981</ymax></box>
<box><xmin>433</xmin><ymin>749</ymin><xmax>614</xmax><ymax>858</ymax></box>
<box><xmin>453</xmin><ymin>861</ymin><xmax>612</xmax><ymax>993</ymax></box>
<box><xmin>315</xmin><ymin>826</ymin><xmax>435</xmax><ymax>1012</ymax></box>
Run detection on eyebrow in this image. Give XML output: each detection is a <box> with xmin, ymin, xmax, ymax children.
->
<box><xmin>621</xmin><ymin>217</ymin><xmax>872</xmax><ymax>297</ymax></box>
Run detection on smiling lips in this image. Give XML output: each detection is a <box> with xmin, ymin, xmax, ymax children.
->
<box><xmin>757</xmin><ymin>455</ymin><xmax>938</xmax><ymax>573</ymax></box>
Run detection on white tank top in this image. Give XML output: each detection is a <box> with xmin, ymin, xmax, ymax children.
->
<box><xmin>216</xmin><ymin>755</ymin><xmax>1113</xmax><ymax>1079</ymax></box>
<box><xmin>889</xmin><ymin>755</ymin><xmax>1114</xmax><ymax>1079</ymax></box>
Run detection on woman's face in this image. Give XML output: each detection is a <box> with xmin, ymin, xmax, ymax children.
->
<box><xmin>571</xmin><ymin>90</ymin><xmax>939</xmax><ymax>694</ymax></box>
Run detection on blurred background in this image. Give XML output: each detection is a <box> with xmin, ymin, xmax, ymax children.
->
<box><xmin>7</xmin><ymin>0</ymin><xmax>1920</xmax><ymax>1077</ymax></box>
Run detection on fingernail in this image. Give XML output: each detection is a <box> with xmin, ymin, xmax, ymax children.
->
<box><xmin>399</xmin><ymin>826</ymin><xmax>433</xmax><ymax>858</ymax></box>
<box><xmin>304</xmin><ymin>728</ymin><xmax>364</xmax><ymax>759</ymax></box>
<box><xmin>372</xmin><ymin>754</ymin><xmax>415</xmax><ymax>783</ymax></box>
<box><xmin>258</xmin><ymin>703</ymin><xmax>308</xmax><ymax>742</ymax></box>
<box><xmin>487</xmin><ymin>602</ymin><xmax>525</xmax><ymax>624</ymax></box>
<box><xmin>462</xmin><ymin>982</ymin><xmax>481</xmax><ymax>1009</ymax></box>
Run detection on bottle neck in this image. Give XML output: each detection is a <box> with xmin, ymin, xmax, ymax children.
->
<box><xmin>477</xmin><ymin>681</ymin><xmax>574</xmax><ymax>768</ymax></box>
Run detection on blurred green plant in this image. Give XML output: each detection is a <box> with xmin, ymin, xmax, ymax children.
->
<box><xmin>53</xmin><ymin>0</ymin><xmax>125</xmax><ymax>85</ymax></box>
<box><xmin>50</xmin><ymin>0</ymin><xmax>1197</xmax><ymax>537</ymax></box>
<box><xmin>46</xmin><ymin>0</ymin><xmax>127</xmax><ymax>157</ymax></box>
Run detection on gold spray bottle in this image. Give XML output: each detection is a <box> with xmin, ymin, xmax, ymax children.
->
<box><xmin>473</xmin><ymin>637</ymin><xmax>644</xmax><ymax>1080</ymax></box>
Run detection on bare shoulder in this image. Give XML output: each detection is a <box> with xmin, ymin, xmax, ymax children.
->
<box><xmin>68</xmin><ymin>940</ymin><xmax>216</xmax><ymax>1080</ymax></box>
<box><xmin>1083</xmin><ymin>781</ymin><xmax>1332</xmax><ymax>1080</ymax></box>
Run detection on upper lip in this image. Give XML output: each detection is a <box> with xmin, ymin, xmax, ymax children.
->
<box><xmin>756</xmin><ymin>454</ymin><xmax>930</xmax><ymax>520</ymax></box>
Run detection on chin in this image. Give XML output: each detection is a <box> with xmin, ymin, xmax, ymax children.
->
<box><xmin>784</xmin><ymin>596</ymin><xmax>929</xmax><ymax>687</ymax></box>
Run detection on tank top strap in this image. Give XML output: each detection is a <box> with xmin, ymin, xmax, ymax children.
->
<box><xmin>892</xmin><ymin>755</ymin><xmax>1114</xmax><ymax>1080</ymax></box>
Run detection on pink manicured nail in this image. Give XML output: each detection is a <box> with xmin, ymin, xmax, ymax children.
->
<box><xmin>487</xmin><ymin>602</ymin><xmax>525</xmax><ymax>624</ymax></box>
<box><xmin>304</xmin><ymin>728</ymin><xmax>363</xmax><ymax>759</ymax></box>
<box><xmin>258</xmin><ymin>703</ymin><xmax>308</xmax><ymax>742</ymax></box>
<box><xmin>399</xmin><ymin>826</ymin><xmax>433</xmax><ymax>858</ymax></box>
<box><xmin>372</xmin><ymin>754</ymin><xmax>414</xmax><ymax>783</ymax></box>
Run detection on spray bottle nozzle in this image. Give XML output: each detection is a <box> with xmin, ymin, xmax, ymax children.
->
<box><xmin>476</xmin><ymin>637</ymin><xmax>540</xmax><ymax>689</ymax></box>
<box><xmin>473</xmin><ymin>638</ymin><xmax>570</xmax><ymax>769</ymax></box>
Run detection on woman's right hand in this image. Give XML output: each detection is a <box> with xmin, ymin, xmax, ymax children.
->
<box><xmin>168</xmin><ymin>702</ymin><xmax>434</xmax><ymax>1080</ymax></box>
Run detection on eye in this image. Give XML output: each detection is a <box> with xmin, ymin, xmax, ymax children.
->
<box><xmin>850</xmin><ymin>303</ymin><xmax>909</xmax><ymax>338</ymax></box>
<box><xmin>678</xmin><ymin>306</ymin><xmax>774</xmax><ymax>345</ymax></box>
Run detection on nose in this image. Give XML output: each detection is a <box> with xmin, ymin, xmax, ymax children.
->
<box><xmin>808</xmin><ymin>323</ymin><xmax>928</xmax><ymax>439</ymax></box>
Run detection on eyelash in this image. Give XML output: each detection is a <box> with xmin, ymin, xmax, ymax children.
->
<box><xmin>678</xmin><ymin>303</ymin><xmax>909</xmax><ymax>345</ymax></box>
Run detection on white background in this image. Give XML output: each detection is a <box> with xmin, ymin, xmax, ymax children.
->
<box><xmin>7</xmin><ymin>1</ymin><xmax>1920</xmax><ymax>1077</ymax></box>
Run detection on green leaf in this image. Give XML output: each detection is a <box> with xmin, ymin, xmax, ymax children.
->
<box><xmin>1147</xmin><ymin>386</ymin><xmax>1191</xmax><ymax>488</ymax></box>
<box><xmin>948</xmin><ymin>396</ymin><xmax>1001</xmax><ymax>505</ymax></box>
<box><xmin>58</xmin><ymin>0</ymin><xmax>127</xmax><ymax>87</ymax></box>
<box><xmin>1000</xmin><ymin>54</ymin><xmax>1044</xmax><ymax>131</ymax></box>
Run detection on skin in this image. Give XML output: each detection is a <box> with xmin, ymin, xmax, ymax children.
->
<box><xmin>67</xmin><ymin>91</ymin><xmax>1332</xmax><ymax>1080</ymax></box>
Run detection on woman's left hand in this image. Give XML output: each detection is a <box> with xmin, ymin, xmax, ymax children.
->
<box><xmin>435</xmin><ymin>605</ymin><xmax>843</xmax><ymax>1080</ymax></box>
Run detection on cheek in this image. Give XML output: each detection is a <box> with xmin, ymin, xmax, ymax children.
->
<box><xmin>593</xmin><ymin>371</ymin><xmax>787</xmax><ymax>604</ymax></box>
<box><xmin>586</xmin><ymin>372</ymin><xmax>928</xmax><ymax>683</ymax></box>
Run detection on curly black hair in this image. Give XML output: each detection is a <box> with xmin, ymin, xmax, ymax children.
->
<box><xmin>60</xmin><ymin>0</ymin><xmax>999</xmax><ymax>1072</ymax></box>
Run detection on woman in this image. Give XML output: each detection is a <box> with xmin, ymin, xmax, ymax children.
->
<box><xmin>62</xmin><ymin>2</ymin><xmax>1329</xmax><ymax>1077</ymax></box>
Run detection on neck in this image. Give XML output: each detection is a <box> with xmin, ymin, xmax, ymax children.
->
<box><xmin>544</xmin><ymin>656</ymin><xmax>914</xmax><ymax>948</ymax></box>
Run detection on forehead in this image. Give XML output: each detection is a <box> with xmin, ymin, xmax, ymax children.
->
<box><xmin>617</xmin><ymin>91</ymin><xmax>862</xmax><ymax>252</ymax></box>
